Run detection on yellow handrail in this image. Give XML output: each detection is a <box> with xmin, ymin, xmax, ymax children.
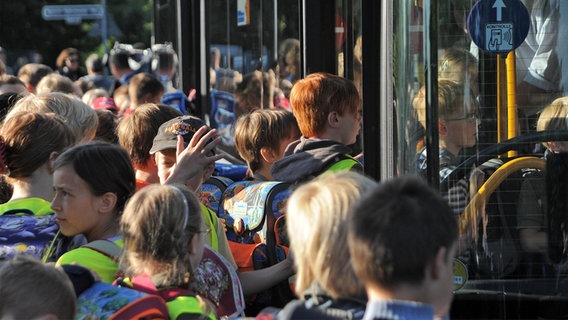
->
<box><xmin>458</xmin><ymin>156</ymin><xmax>546</xmax><ymax>236</ymax></box>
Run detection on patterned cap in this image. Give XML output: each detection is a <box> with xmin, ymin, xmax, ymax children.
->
<box><xmin>150</xmin><ymin>115</ymin><xmax>208</xmax><ymax>154</ymax></box>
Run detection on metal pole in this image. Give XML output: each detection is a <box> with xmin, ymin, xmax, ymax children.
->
<box><xmin>101</xmin><ymin>0</ymin><xmax>108</xmax><ymax>75</ymax></box>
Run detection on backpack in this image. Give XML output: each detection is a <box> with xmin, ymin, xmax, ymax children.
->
<box><xmin>0</xmin><ymin>210</ymin><xmax>67</xmax><ymax>262</ymax></box>
<box><xmin>76</xmin><ymin>282</ymin><xmax>169</xmax><ymax>320</ymax></box>
<box><xmin>201</xmin><ymin>175</ymin><xmax>234</xmax><ymax>215</ymax></box>
<box><xmin>219</xmin><ymin>181</ymin><xmax>295</xmax><ymax>312</ymax></box>
<box><xmin>209</xmin><ymin>89</ymin><xmax>236</xmax><ymax>147</ymax></box>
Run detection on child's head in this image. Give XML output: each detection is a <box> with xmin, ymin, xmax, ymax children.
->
<box><xmin>9</xmin><ymin>92</ymin><xmax>99</xmax><ymax>143</ymax></box>
<box><xmin>0</xmin><ymin>112</ymin><xmax>74</xmax><ymax>182</ymax></box>
<box><xmin>348</xmin><ymin>176</ymin><xmax>458</xmax><ymax>317</ymax></box>
<box><xmin>439</xmin><ymin>47</ymin><xmax>479</xmax><ymax>97</ymax></box>
<box><xmin>0</xmin><ymin>255</ymin><xmax>76</xmax><ymax>319</ymax></box>
<box><xmin>150</xmin><ymin>115</ymin><xmax>215</xmax><ymax>189</ymax></box>
<box><xmin>128</xmin><ymin>72</ymin><xmax>165</xmax><ymax>108</ymax></box>
<box><xmin>413</xmin><ymin>79</ymin><xmax>478</xmax><ymax>154</ymax></box>
<box><xmin>286</xmin><ymin>171</ymin><xmax>377</xmax><ymax>299</ymax></box>
<box><xmin>121</xmin><ymin>184</ymin><xmax>205</xmax><ymax>287</ymax></box>
<box><xmin>290</xmin><ymin>72</ymin><xmax>361</xmax><ymax>144</ymax></box>
<box><xmin>537</xmin><ymin>96</ymin><xmax>568</xmax><ymax>152</ymax></box>
<box><xmin>51</xmin><ymin>141</ymin><xmax>135</xmax><ymax>240</ymax></box>
<box><xmin>117</xmin><ymin>103</ymin><xmax>182</xmax><ymax>168</ymax></box>
<box><xmin>234</xmin><ymin>109</ymin><xmax>300</xmax><ymax>174</ymax></box>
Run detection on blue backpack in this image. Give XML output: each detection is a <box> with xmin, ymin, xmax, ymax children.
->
<box><xmin>0</xmin><ymin>211</ymin><xmax>66</xmax><ymax>262</ymax></box>
<box><xmin>76</xmin><ymin>282</ymin><xmax>169</xmax><ymax>320</ymax></box>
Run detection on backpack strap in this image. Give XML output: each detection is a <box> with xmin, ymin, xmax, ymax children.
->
<box><xmin>129</xmin><ymin>275</ymin><xmax>196</xmax><ymax>302</ymax></box>
<box><xmin>82</xmin><ymin>239</ymin><xmax>122</xmax><ymax>263</ymax></box>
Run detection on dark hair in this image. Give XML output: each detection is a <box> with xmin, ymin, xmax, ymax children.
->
<box><xmin>117</xmin><ymin>103</ymin><xmax>182</xmax><ymax>166</ymax></box>
<box><xmin>53</xmin><ymin>142</ymin><xmax>135</xmax><ymax>216</ymax></box>
<box><xmin>348</xmin><ymin>176</ymin><xmax>458</xmax><ymax>289</ymax></box>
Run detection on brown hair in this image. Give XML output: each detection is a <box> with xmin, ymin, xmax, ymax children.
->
<box><xmin>56</xmin><ymin>47</ymin><xmax>79</xmax><ymax>69</ymax></box>
<box><xmin>0</xmin><ymin>112</ymin><xmax>74</xmax><ymax>180</ymax></box>
<box><xmin>128</xmin><ymin>72</ymin><xmax>164</xmax><ymax>107</ymax></box>
<box><xmin>290</xmin><ymin>72</ymin><xmax>359</xmax><ymax>137</ymax></box>
<box><xmin>0</xmin><ymin>255</ymin><xmax>76</xmax><ymax>319</ymax></box>
<box><xmin>234</xmin><ymin>109</ymin><xmax>299</xmax><ymax>172</ymax></box>
<box><xmin>121</xmin><ymin>184</ymin><xmax>203</xmax><ymax>287</ymax></box>
<box><xmin>117</xmin><ymin>103</ymin><xmax>182</xmax><ymax>166</ymax></box>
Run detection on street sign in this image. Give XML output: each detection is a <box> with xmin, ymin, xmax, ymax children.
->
<box><xmin>467</xmin><ymin>0</ymin><xmax>530</xmax><ymax>55</ymax></box>
<box><xmin>42</xmin><ymin>5</ymin><xmax>104</xmax><ymax>22</ymax></box>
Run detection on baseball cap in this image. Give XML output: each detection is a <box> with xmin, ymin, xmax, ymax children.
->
<box><xmin>150</xmin><ymin>115</ymin><xmax>209</xmax><ymax>154</ymax></box>
<box><xmin>92</xmin><ymin>97</ymin><xmax>119</xmax><ymax>114</ymax></box>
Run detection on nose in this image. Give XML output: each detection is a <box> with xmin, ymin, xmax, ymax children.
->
<box><xmin>51</xmin><ymin>194</ymin><xmax>61</xmax><ymax>212</ymax></box>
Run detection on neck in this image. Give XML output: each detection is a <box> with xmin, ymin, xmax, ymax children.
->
<box><xmin>367</xmin><ymin>284</ymin><xmax>428</xmax><ymax>305</ymax></box>
<box><xmin>9</xmin><ymin>167</ymin><xmax>54</xmax><ymax>202</ymax></box>
<box><xmin>439</xmin><ymin>140</ymin><xmax>460</xmax><ymax>157</ymax></box>
<box><xmin>135</xmin><ymin>168</ymin><xmax>159</xmax><ymax>185</ymax></box>
<box><xmin>85</xmin><ymin>218</ymin><xmax>120</xmax><ymax>243</ymax></box>
<box><xmin>254</xmin><ymin>166</ymin><xmax>273</xmax><ymax>181</ymax></box>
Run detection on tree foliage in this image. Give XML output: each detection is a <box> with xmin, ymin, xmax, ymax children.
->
<box><xmin>0</xmin><ymin>0</ymin><xmax>151</xmax><ymax>69</ymax></box>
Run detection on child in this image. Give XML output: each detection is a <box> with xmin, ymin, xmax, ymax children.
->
<box><xmin>348</xmin><ymin>176</ymin><xmax>458</xmax><ymax>319</ymax></box>
<box><xmin>52</xmin><ymin>141</ymin><xmax>135</xmax><ymax>283</ymax></box>
<box><xmin>270</xmin><ymin>72</ymin><xmax>362</xmax><ymax>183</ymax></box>
<box><xmin>125</xmin><ymin>72</ymin><xmax>165</xmax><ymax>116</ymax></box>
<box><xmin>0</xmin><ymin>112</ymin><xmax>74</xmax><ymax>213</ymax></box>
<box><xmin>234</xmin><ymin>109</ymin><xmax>300</xmax><ymax>181</ymax></box>
<box><xmin>0</xmin><ymin>255</ymin><xmax>76</xmax><ymax>319</ymax></box>
<box><xmin>150</xmin><ymin>115</ymin><xmax>295</xmax><ymax>296</ymax></box>
<box><xmin>279</xmin><ymin>171</ymin><xmax>377</xmax><ymax>319</ymax></box>
<box><xmin>414</xmin><ymin>79</ymin><xmax>479</xmax><ymax>216</ymax></box>
<box><xmin>517</xmin><ymin>97</ymin><xmax>568</xmax><ymax>257</ymax></box>
<box><xmin>8</xmin><ymin>92</ymin><xmax>99</xmax><ymax>143</ymax></box>
<box><xmin>116</xmin><ymin>102</ymin><xmax>182</xmax><ymax>190</ymax></box>
<box><xmin>119</xmin><ymin>184</ymin><xmax>215</xmax><ymax>319</ymax></box>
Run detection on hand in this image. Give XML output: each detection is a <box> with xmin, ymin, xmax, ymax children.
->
<box><xmin>165</xmin><ymin>126</ymin><xmax>224</xmax><ymax>185</ymax></box>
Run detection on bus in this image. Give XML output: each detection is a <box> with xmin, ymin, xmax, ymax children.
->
<box><xmin>153</xmin><ymin>0</ymin><xmax>568</xmax><ymax>318</ymax></box>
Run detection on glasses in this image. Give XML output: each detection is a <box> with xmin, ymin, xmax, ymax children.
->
<box><xmin>67</xmin><ymin>57</ymin><xmax>79</xmax><ymax>63</ymax></box>
<box><xmin>446</xmin><ymin>112</ymin><xmax>479</xmax><ymax>123</ymax></box>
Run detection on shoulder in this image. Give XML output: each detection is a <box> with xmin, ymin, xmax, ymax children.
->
<box><xmin>0</xmin><ymin>198</ymin><xmax>53</xmax><ymax>216</ymax></box>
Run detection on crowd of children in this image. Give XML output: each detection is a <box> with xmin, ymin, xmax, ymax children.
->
<box><xmin>3</xmin><ymin>42</ymin><xmax>554</xmax><ymax>320</ymax></box>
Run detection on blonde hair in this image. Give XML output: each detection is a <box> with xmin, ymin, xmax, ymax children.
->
<box><xmin>413</xmin><ymin>79</ymin><xmax>469</xmax><ymax>128</ymax></box>
<box><xmin>8</xmin><ymin>92</ymin><xmax>98</xmax><ymax>143</ymax></box>
<box><xmin>537</xmin><ymin>96</ymin><xmax>568</xmax><ymax>150</ymax></box>
<box><xmin>121</xmin><ymin>184</ymin><xmax>203</xmax><ymax>288</ymax></box>
<box><xmin>286</xmin><ymin>171</ymin><xmax>377</xmax><ymax>298</ymax></box>
<box><xmin>35</xmin><ymin>73</ymin><xmax>82</xmax><ymax>96</ymax></box>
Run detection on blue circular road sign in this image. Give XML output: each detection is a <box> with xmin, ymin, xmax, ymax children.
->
<box><xmin>468</xmin><ymin>0</ymin><xmax>530</xmax><ymax>55</ymax></box>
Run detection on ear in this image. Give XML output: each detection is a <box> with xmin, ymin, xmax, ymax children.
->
<box><xmin>98</xmin><ymin>192</ymin><xmax>118</xmax><ymax>214</ymax></box>
<box><xmin>188</xmin><ymin>233</ymin><xmax>199</xmax><ymax>255</ymax></box>
<box><xmin>260</xmin><ymin>147</ymin><xmax>277</xmax><ymax>164</ymax></box>
<box><xmin>327</xmin><ymin>111</ymin><xmax>340</xmax><ymax>128</ymax></box>
<box><xmin>47</xmin><ymin>151</ymin><xmax>59</xmax><ymax>174</ymax></box>
<box><xmin>438</xmin><ymin>120</ymin><xmax>448</xmax><ymax>137</ymax></box>
<box><xmin>429</xmin><ymin>246</ymin><xmax>448</xmax><ymax>280</ymax></box>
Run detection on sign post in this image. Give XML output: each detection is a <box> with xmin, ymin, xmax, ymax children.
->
<box><xmin>467</xmin><ymin>0</ymin><xmax>530</xmax><ymax>55</ymax></box>
<box><xmin>41</xmin><ymin>3</ymin><xmax>108</xmax><ymax>57</ymax></box>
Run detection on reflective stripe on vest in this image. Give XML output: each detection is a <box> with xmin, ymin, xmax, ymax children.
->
<box><xmin>166</xmin><ymin>296</ymin><xmax>215</xmax><ymax>320</ymax></box>
<box><xmin>325</xmin><ymin>156</ymin><xmax>360</xmax><ymax>173</ymax></box>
